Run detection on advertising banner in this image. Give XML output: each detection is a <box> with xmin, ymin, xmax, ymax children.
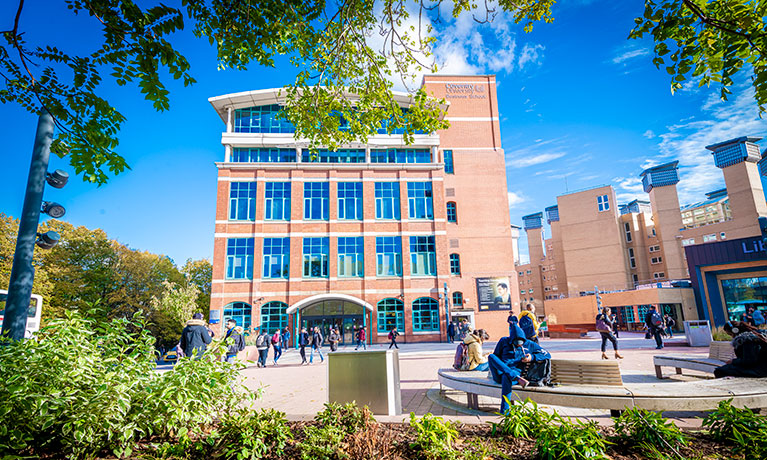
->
<box><xmin>476</xmin><ymin>277</ymin><xmax>512</xmax><ymax>311</ymax></box>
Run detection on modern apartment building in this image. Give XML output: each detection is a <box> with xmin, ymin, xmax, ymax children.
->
<box><xmin>516</xmin><ymin>136</ymin><xmax>767</xmax><ymax>330</ymax></box>
<box><xmin>208</xmin><ymin>75</ymin><xmax>519</xmax><ymax>344</ymax></box>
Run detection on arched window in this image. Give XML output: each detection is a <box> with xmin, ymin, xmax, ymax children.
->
<box><xmin>412</xmin><ymin>297</ymin><xmax>440</xmax><ymax>332</ymax></box>
<box><xmin>377</xmin><ymin>298</ymin><xmax>405</xmax><ymax>333</ymax></box>
<box><xmin>260</xmin><ymin>301</ymin><xmax>288</xmax><ymax>334</ymax></box>
<box><xmin>449</xmin><ymin>253</ymin><xmax>461</xmax><ymax>275</ymax></box>
<box><xmin>223</xmin><ymin>302</ymin><xmax>252</xmax><ymax>330</ymax></box>
<box><xmin>446</xmin><ymin>202</ymin><xmax>457</xmax><ymax>223</ymax></box>
<box><xmin>452</xmin><ymin>292</ymin><xmax>463</xmax><ymax>307</ymax></box>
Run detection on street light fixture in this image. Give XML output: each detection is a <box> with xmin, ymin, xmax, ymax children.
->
<box><xmin>35</xmin><ymin>231</ymin><xmax>60</xmax><ymax>250</ymax></box>
<box><xmin>42</xmin><ymin>201</ymin><xmax>66</xmax><ymax>219</ymax></box>
<box><xmin>46</xmin><ymin>169</ymin><xmax>69</xmax><ymax>188</ymax></box>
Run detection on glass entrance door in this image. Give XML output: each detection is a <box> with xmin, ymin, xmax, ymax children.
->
<box><xmin>300</xmin><ymin>299</ymin><xmax>365</xmax><ymax>346</ymax></box>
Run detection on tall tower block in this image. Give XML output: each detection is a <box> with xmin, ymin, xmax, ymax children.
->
<box><xmin>523</xmin><ymin>212</ymin><xmax>545</xmax><ymax>265</ymax></box>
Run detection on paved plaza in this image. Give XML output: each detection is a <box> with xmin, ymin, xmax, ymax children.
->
<box><xmin>238</xmin><ymin>332</ymin><xmax>713</xmax><ymax>427</ymax></box>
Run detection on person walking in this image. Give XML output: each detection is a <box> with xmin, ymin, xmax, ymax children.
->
<box><xmin>298</xmin><ymin>327</ymin><xmax>309</xmax><ymax>364</ymax></box>
<box><xmin>609</xmin><ymin>312</ymin><xmax>620</xmax><ymax>338</ymax></box>
<box><xmin>645</xmin><ymin>305</ymin><xmax>664</xmax><ymax>349</ymax></box>
<box><xmin>507</xmin><ymin>311</ymin><xmax>516</xmax><ymax>337</ymax></box>
<box><xmin>596</xmin><ymin>307</ymin><xmax>623</xmax><ymax>360</ymax></box>
<box><xmin>256</xmin><ymin>329</ymin><xmax>271</xmax><ymax>367</ymax></box>
<box><xmin>664</xmin><ymin>314</ymin><xmax>676</xmax><ymax>338</ymax></box>
<box><xmin>281</xmin><ymin>327</ymin><xmax>291</xmax><ymax>349</ymax></box>
<box><xmin>388</xmin><ymin>328</ymin><xmax>400</xmax><ymax>349</ymax></box>
<box><xmin>272</xmin><ymin>329</ymin><xmax>283</xmax><ymax>364</ymax></box>
<box><xmin>179</xmin><ymin>313</ymin><xmax>212</xmax><ymax>359</ymax></box>
<box><xmin>447</xmin><ymin>321</ymin><xmax>457</xmax><ymax>343</ymax></box>
<box><xmin>355</xmin><ymin>326</ymin><xmax>367</xmax><ymax>350</ymax></box>
<box><xmin>309</xmin><ymin>326</ymin><xmax>324</xmax><ymax>363</ymax></box>
<box><xmin>328</xmin><ymin>327</ymin><xmax>340</xmax><ymax>352</ymax></box>
<box><xmin>518</xmin><ymin>304</ymin><xmax>540</xmax><ymax>343</ymax></box>
<box><xmin>223</xmin><ymin>319</ymin><xmax>245</xmax><ymax>363</ymax></box>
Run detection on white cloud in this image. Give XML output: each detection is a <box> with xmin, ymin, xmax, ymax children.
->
<box><xmin>508</xmin><ymin>191</ymin><xmax>527</xmax><ymax>208</ymax></box>
<box><xmin>509</xmin><ymin>152</ymin><xmax>567</xmax><ymax>168</ymax></box>
<box><xmin>643</xmin><ymin>130</ymin><xmax>655</xmax><ymax>139</ymax></box>
<box><xmin>612</xmin><ymin>47</ymin><xmax>650</xmax><ymax>65</ymax></box>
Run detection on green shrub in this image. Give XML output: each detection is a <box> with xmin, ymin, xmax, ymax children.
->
<box><xmin>536</xmin><ymin>415</ymin><xmax>610</xmax><ymax>460</ymax></box>
<box><xmin>613</xmin><ymin>407</ymin><xmax>687</xmax><ymax>457</ymax></box>
<box><xmin>215</xmin><ymin>408</ymin><xmax>293</xmax><ymax>460</ymax></box>
<box><xmin>490</xmin><ymin>398</ymin><xmax>553</xmax><ymax>438</ymax></box>
<box><xmin>703</xmin><ymin>399</ymin><xmax>767</xmax><ymax>459</ymax></box>
<box><xmin>0</xmin><ymin>311</ymin><xmax>255</xmax><ymax>459</ymax></box>
<box><xmin>409</xmin><ymin>413</ymin><xmax>459</xmax><ymax>460</ymax></box>
<box><xmin>711</xmin><ymin>327</ymin><xmax>731</xmax><ymax>342</ymax></box>
<box><xmin>298</xmin><ymin>424</ymin><xmax>347</xmax><ymax>460</ymax></box>
<box><xmin>315</xmin><ymin>402</ymin><xmax>375</xmax><ymax>433</ymax></box>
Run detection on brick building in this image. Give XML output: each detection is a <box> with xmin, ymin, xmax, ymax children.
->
<box><xmin>208</xmin><ymin>75</ymin><xmax>519</xmax><ymax>345</ymax></box>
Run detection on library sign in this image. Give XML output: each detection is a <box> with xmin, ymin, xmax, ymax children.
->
<box><xmin>444</xmin><ymin>83</ymin><xmax>487</xmax><ymax>100</ymax></box>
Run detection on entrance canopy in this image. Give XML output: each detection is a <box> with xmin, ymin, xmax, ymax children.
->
<box><xmin>286</xmin><ymin>293</ymin><xmax>374</xmax><ymax>315</ymax></box>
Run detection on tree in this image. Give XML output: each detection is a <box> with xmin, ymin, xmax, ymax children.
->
<box><xmin>1</xmin><ymin>0</ymin><xmax>553</xmax><ymax>184</ymax></box>
<box><xmin>631</xmin><ymin>0</ymin><xmax>767</xmax><ymax>113</ymax></box>
<box><xmin>150</xmin><ymin>280</ymin><xmax>199</xmax><ymax>347</ymax></box>
<box><xmin>181</xmin><ymin>258</ymin><xmax>212</xmax><ymax>313</ymax></box>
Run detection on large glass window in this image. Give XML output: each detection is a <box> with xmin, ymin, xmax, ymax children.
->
<box><xmin>260</xmin><ymin>301</ymin><xmax>288</xmax><ymax>334</ymax></box>
<box><xmin>407</xmin><ymin>182</ymin><xmax>433</xmax><ymax>219</ymax></box>
<box><xmin>376</xmin><ymin>236</ymin><xmax>402</xmax><ymax>276</ymax></box>
<box><xmin>337</xmin><ymin>182</ymin><xmax>363</xmax><ymax>220</ymax></box>
<box><xmin>375</xmin><ymin>182</ymin><xmax>401</xmax><ymax>220</ymax></box>
<box><xmin>410</xmin><ymin>236</ymin><xmax>436</xmax><ymax>276</ymax></box>
<box><xmin>449</xmin><ymin>253</ymin><xmax>461</xmax><ymax>275</ymax></box>
<box><xmin>377</xmin><ymin>298</ymin><xmax>404</xmax><ymax>333</ymax></box>
<box><xmin>265</xmin><ymin>182</ymin><xmax>291</xmax><ymax>221</ymax></box>
<box><xmin>304</xmin><ymin>182</ymin><xmax>329</xmax><ymax>220</ymax></box>
<box><xmin>597</xmin><ymin>194</ymin><xmax>610</xmax><ymax>212</ymax></box>
<box><xmin>301</xmin><ymin>149</ymin><xmax>365</xmax><ymax>163</ymax></box>
<box><xmin>412</xmin><ymin>297</ymin><xmax>440</xmax><ymax>332</ymax></box>
<box><xmin>223</xmin><ymin>302</ymin><xmax>252</xmax><ymax>330</ymax></box>
<box><xmin>229</xmin><ymin>182</ymin><xmax>256</xmax><ymax>221</ymax></box>
<box><xmin>232</xmin><ymin>147</ymin><xmax>297</xmax><ymax>162</ymax></box>
<box><xmin>721</xmin><ymin>277</ymin><xmax>767</xmax><ymax>322</ymax></box>
<box><xmin>234</xmin><ymin>105</ymin><xmax>295</xmax><ymax>133</ymax></box>
<box><xmin>446</xmin><ymin>202</ymin><xmax>457</xmax><ymax>223</ymax></box>
<box><xmin>452</xmin><ymin>291</ymin><xmax>463</xmax><ymax>306</ymax></box>
<box><xmin>303</xmin><ymin>237</ymin><xmax>329</xmax><ymax>278</ymax></box>
<box><xmin>338</xmin><ymin>237</ymin><xmax>364</xmax><ymax>278</ymax></box>
<box><xmin>226</xmin><ymin>238</ymin><xmax>254</xmax><ymax>280</ymax></box>
<box><xmin>444</xmin><ymin>149</ymin><xmax>454</xmax><ymax>174</ymax></box>
<box><xmin>262</xmin><ymin>237</ymin><xmax>290</xmax><ymax>279</ymax></box>
<box><xmin>370</xmin><ymin>148</ymin><xmax>431</xmax><ymax>163</ymax></box>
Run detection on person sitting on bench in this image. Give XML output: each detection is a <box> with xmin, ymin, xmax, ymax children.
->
<box><xmin>488</xmin><ymin>323</ymin><xmax>551</xmax><ymax>413</ymax></box>
<box><xmin>714</xmin><ymin>321</ymin><xmax>767</xmax><ymax>378</ymax></box>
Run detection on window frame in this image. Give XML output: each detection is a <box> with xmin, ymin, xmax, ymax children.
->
<box><xmin>338</xmin><ymin>236</ymin><xmax>364</xmax><ymax>278</ymax></box>
<box><xmin>303</xmin><ymin>182</ymin><xmax>330</xmax><ymax>221</ymax></box>
<box><xmin>407</xmin><ymin>182</ymin><xmax>434</xmax><ymax>220</ymax></box>
<box><xmin>264</xmin><ymin>182</ymin><xmax>291</xmax><ymax>221</ymax></box>
<box><xmin>229</xmin><ymin>182</ymin><xmax>257</xmax><ymax>221</ymax></box>
<box><xmin>377</xmin><ymin>298</ymin><xmax>405</xmax><ymax>333</ymax></box>
<box><xmin>446</xmin><ymin>201</ymin><xmax>457</xmax><ymax>223</ymax></box>
<box><xmin>411</xmin><ymin>297</ymin><xmax>440</xmax><ymax>332</ymax></box>
<box><xmin>223</xmin><ymin>302</ymin><xmax>253</xmax><ymax>330</ymax></box>
<box><xmin>259</xmin><ymin>301</ymin><xmax>288</xmax><ymax>334</ymax></box>
<box><xmin>597</xmin><ymin>194</ymin><xmax>610</xmax><ymax>212</ymax></box>
<box><xmin>262</xmin><ymin>237</ymin><xmax>290</xmax><ymax>279</ymax></box>
<box><xmin>337</xmin><ymin>182</ymin><xmax>363</xmax><ymax>220</ymax></box>
<box><xmin>449</xmin><ymin>253</ymin><xmax>461</xmax><ymax>275</ymax></box>
<box><xmin>302</xmin><ymin>237</ymin><xmax>330</xmax><ymax>278</ymax></box>
<box><xmin>376</xmin><ymin>236</ymin><xmax>403</xmax><ymax>277</ymax></box>
<box><xmin>226</xmin><ymin>238</ymin><xmax>254</xmax><ymax>280</ymax></box>
<box><xmin>409</xmin><ymin>236</ymin><xmax>437</xmax><ymax>276</ymax></box>
<box><xmin>374</xmin><ymin>182</ymin><xmax>401</xmax><ymax>220</ymax></box>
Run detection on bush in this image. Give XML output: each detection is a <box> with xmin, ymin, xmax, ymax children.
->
<box><xmin>409</xmin><ymin>413</ymin><xmax>459</xmax><ymax>460</ymax></box>
<box><xmin>536</xmin><ymin>415</ymin><xmax>610</xmax><ymax>460</ymax></box>
<box><xmin>298</xmin><ymin>424</ymin><xmax>347</xmax><ymax>460</ymax></box>
<box><xmin>613</xmin><ymin>407</ymin><xmax>687</xmax><ymax>458</ymax></box>
<box><xmin>0</xmin><ymin>311</ymin><xmax>255</xmax><ymax>459</ymax></box>
<box><xmin>315</xmin><ymin>402</ymin><xmax>375</xmax><ymax>433</ymax></box>
<box><xmin>490</xmin><ymin>398</ymin><xmax>553</xmax><ymax>438</ymax></box>
<box><xmin>215</xmin><ymin>408</ymin><xmax>293</xmax><ymax>460</ymax></box>
<box><xmin>711</xmin><ymin>327</ymin><xmax>731</xmax><ymax>342</ymax></box>
<box><xmin>703</xmin><ymin>399</ymin><xmax>767</xmax><ymax>459</ymax></box>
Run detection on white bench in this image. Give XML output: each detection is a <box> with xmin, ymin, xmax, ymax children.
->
<box><xmin>438</xmin><ymin>358</ymin><xmax>767</xmax><ymax>414</ymax></box>
<box><xmin>653</xmin><ymin>341</ymin><xmax>735</xmax><ymax>379</ymax></box>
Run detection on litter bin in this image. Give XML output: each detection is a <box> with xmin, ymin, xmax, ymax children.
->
<box><xmin>684</xmin><ymin>320</ymin><xmax>712</xmax><ymax>347</ymax></box>
<box><xmin>327</xmin><ymin>349</ymin><xmax>401</xmax><ymax>416</ymax></box>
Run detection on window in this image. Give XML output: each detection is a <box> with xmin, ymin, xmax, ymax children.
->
<box><xmin>337</xmin><ymin>182</ymin><xmax>363</xmax><ymax>220</ymax></box>
<box><xmin>452</xmin><ymin>291</ymin><xmax>463</xmax><ymax>306</ymax></box>
<box><xmin>412</xmin><ymin>297</ymin><xmax>440</xmax><ymax>332</ymax></box>
<box><xmin>262</xmin><ymin>237</ymin><xmax>290</xmax><ymax>279</ymax></box>
<box><xmin>632</xmin><ymin>274</ymin><xmax>639</xmax><ymax>285</ymax></box>
<box><xmin>370</xmin><ymin>148</ymin><xmax>431</xmax><ymax>163</ymax></box>
<box><xmin>265</xmin><ymin>182</ymin><xmax>291</xmax><ymax>221</ymax></box>
<box><xmin>377</xmin><ymin>298</ymin><xmax>404</xmax><ymax>333</ymax></box>
<box><xmin>703</xmin><ymin>233</ymin><xmax>717</xmax><ymax>243</ymax></box>
<box><xmin>627</xmin><ymin>247</ymin><xmax>636</xmax><ymax>269</ymax></box>
<box><xmin>304</xmin><ymin>182</ymin><xmax>329</xmax><ymax>220</ymax></box>
<box><xmin>624</xmin><ymin>222</ymin><xmax>632</xmax><ymax>242</ymax></box>
<box><xmin>376</xmin><ymin>236</ymin><xmax>402</xmax><ymax>276</ymax></box>
<box><xmin>651</xmin><ymin>256</ymin><xmax>663</xmax><ymax>264</ymax></box>
<box><xmin>407</xmin><ymin>182</ymin><xmax>433</xmax><ymax>219</ymax></box>
<box><xmin>720</xmin><ymin>232</ymin><xmax>727</xmax><ymax>239</ymax></box>
<box><xmin>374</xmin><ymin>182</ymin><xmax>401</xmax><ymax>220</ymax></box>
<box><xmin>232</xmin><ymin>147</ymin><xmax>296</xmax><ymax>162</ymax></box>
<box><xmin>226</xmin><ymin>238</ymin><xmax>254</xmax><ymax>280</ymax></box>
<box><xmin>229</xmin><ymin>182</ymin><xmax>256</xmax><ymax>221</ymax></box>
<box><xmin>682</xmin><ymin>238</ymin><xmax>695</xmax><ymax>246</ymax></box>
<box><xmin>301</xmin><ymin>149</ymin><xmax>365</xmax><ymax>163</ymax></box>
<box><xmin>653</xmin><ymin>272</ymin><xmax>665</xmax><ymax>279</ymax></box>
<box><xmin>410</xmin><ymin>236</ymin><xmax>437</xmax><ymax>276</ymax></box>
<box><xmin>338</xmin><ymin>237</ymin><xmax>364</xmax><ymax>277</ymax></box>
<box><xmin>259</xmin><ymin>301</ymin><xmax>287</xmax><ymax>334</ymax></box>
<box><xmin>597</xmin><ymin>194</ymin><xmax>610</xmax><ymax>212</ymax></box>
<box><xmin>446</xmin><ymin>202</ymin><xmax>457</xmax><ymax>223</ymax></box>
<box><xmin>303</xmin><ymin>237</ymin><xmax>329</xmax><ymax>278</ymax></box>
<box><xmin>649</xmin><ymin>245</ymin><xmax>660</xmax><ymax>253</ymax></box>
<box><xmin>223</xmin><ymin>302</ymin><xmax>252</xmax><ymax>330</ymax></box>
<box><xmin>444</xmin><ymin>149</ymin><xmax>454</xmax><ymax>174</ymax></box>
<box><xmin>234</xmin><ymin>105</ymin><xmax>294</xmax><ymax>133</ymax></box>
<box><xmin>651</xmin><ymin>227</ymin><xmax>656</xmax><ymax>237</ymax></box>
<box><xmin>526</xmin><ymin>270</ymin><xmax>532</xmax><ymax>275</ymax></box>
<box><xmin>449</xmin><ymin>253</ymin><xmax>461</xmax><ymax>275</ymax></box>
<box><xmin>618</xmin><ymin>305</ymin><xmax>635</xmax><ymax>324</ymax></box>
<box><xmin>518</xmin><ymin>271</ymin><xmax>524</xmax><ymax>276</ymax></box>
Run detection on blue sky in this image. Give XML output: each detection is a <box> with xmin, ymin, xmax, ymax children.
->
<box><xmin>1</xmin><ymin>0</ymin><xmax>766</xmax><ymax>266</ymax></box>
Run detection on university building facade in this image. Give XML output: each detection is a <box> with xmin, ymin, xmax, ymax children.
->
<box><xmin>208</xmin><ymin>75</ymin><xmax>519</xmax><ymax>345</ymax></box>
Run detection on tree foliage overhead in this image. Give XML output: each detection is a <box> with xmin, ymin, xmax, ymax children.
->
<box><xmin>1</xmin><ymin>0</ymin><xmax>554</xmax><ymax>184</ymax></box>
<box><xmin>631</xmin><ymin>0</ymin><xmax>767</xmax><ymax>113</ymax></box>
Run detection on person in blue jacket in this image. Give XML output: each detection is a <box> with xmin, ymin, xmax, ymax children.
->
<box><xmin>488</xmin><ymin>323</ymin><xmax>551</xmax><ymax>414</ymax></box>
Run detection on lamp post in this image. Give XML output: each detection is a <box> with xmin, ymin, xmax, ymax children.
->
<box><xmin>443</xmin><ymin>282</ymin><xmax>451</xmax><ymax>343</ymax></box>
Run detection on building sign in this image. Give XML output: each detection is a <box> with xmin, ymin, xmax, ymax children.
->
<box><xmin>476</xmin><ymin>277</ymin><xmax>512</xmax><ymax>311</ymax></box>
<box><xmin>444</xmin><ymin>83</ymin><xmax>487</xmax><ymax>100</ymax></box>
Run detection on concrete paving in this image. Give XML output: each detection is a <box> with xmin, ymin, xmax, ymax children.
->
<box><xmin>237</xmin><ymin>333</ymin><xmax>714</xmax><ymax>427</ymax></box>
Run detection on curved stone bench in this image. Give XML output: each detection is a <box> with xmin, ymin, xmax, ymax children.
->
<box><xmin>653</xmin><ymin>341</ymin><xmax>735</xmax><ymax>379</ymax></box>
<box><xmin>438</xmin><ymin>360</ymin><xmax>767</xmax><ymax>414</ymax></box>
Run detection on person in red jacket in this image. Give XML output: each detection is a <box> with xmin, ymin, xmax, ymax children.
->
<box><xmin>355</xmin><ymin>326</ymin><xmax>367</xmax><ymax>350</ymax></box>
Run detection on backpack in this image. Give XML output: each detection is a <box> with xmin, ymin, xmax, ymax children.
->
<box><xmin>452</xmin><ymin>343</ymin><xmax>469</xmax><ymax>370</ymax></box>
<box><xmin>272</xmin><ymin>332</ymin><xmax>280</xmax><ymax>345</ymax></box>
<box><xmin>519</xmin><ymin>314</ymin><xmax>536</xmax><ymax>338</ymax></box>
<box><xmin>256</xmin><ymin>333</ymin><xmax>267</xmax><ymax>347</ymax></box>
<box><xmin>524</xmin><ymin>359</ymin><xmax>552</xmax><ymax>386</ymax></box>
<box><xmin>651</xmin><ymin>311</ymin><xmax>663</xmax><ymax>328</ymax></box>
<box><xmin>388</xmin><ymin>331</ymin><xmax>393</xmax><ymax>340</ymax></box>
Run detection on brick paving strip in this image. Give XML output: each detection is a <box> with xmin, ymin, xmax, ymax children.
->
<box><xmin>241</xmin><ymin>343</ymin><xmax>712</xmax><ymax>428</ymax></box>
